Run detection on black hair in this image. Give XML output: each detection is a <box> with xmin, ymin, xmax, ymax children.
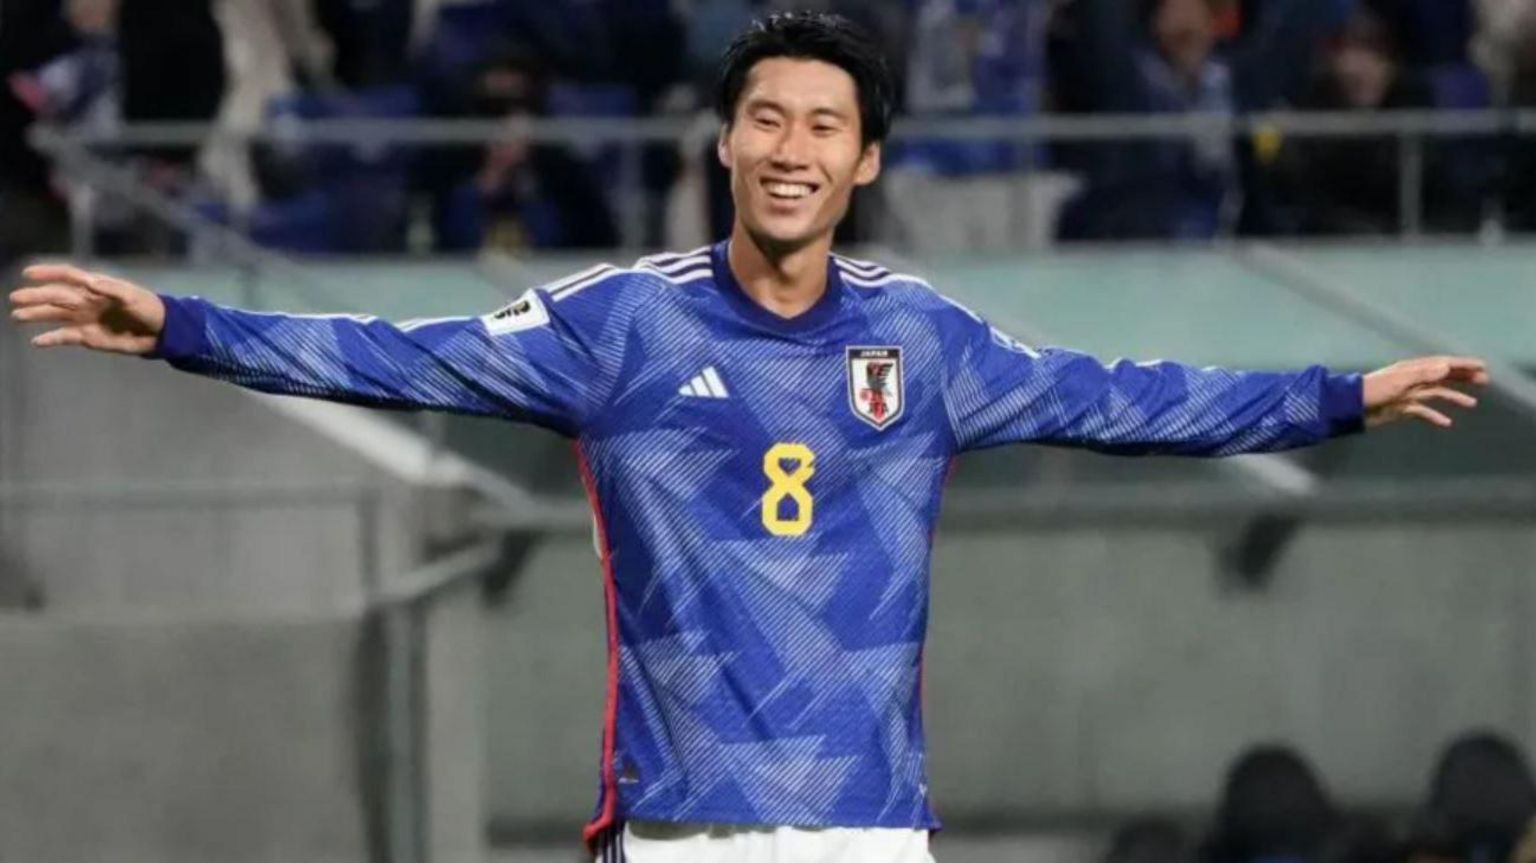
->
<box><xmin>715</xmin><ymin>11</ymin><xmax>894</xmax><ymax>147</ymax></box>
<box><xmin>1205</xmin><ymin>746</ymin><xmax>1340</xmax><ymax>863</ymax></box>
<box><xmin>1423</xmin><ymin>731</ymin><xmax>1536</xmax><ymax>861</ymax></box>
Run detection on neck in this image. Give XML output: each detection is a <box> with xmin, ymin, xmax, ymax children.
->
<box><xmin>727</xmin><ymin>223</ymin><xmax>833</xmax><ymax>319</ymax></box>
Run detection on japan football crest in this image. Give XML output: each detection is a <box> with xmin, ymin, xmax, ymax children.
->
<box><xmin>846</xmin><ymin>346</ymin><xmax>904</xmax><ymax>430</ymax></box>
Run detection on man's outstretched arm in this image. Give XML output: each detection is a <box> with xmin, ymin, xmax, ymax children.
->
<box><xmin>8</xmin><ymin>263</ymin><xmax>632</xmax><ymax>436</ymax></box>
<box><xmin>942</xmin><ymin>307</ymin><xmax>1488</xmax><ymax>455</ymax></box>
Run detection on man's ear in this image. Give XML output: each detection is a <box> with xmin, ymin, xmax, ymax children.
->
<box><xmin>717</xmin><ymin>126</ymin><xmax>732</xmax><ymax>171</ymax></box>
<box><xmin>854</xmin><ymin>142</ymin><xmax>882</xmax><ymax>187</ymax></box>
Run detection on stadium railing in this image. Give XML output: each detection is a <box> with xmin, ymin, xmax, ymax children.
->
<box><xmin>32</xmin><ymin>108</ymin><xmax>1536</xmax><ymax>253</ymax></box>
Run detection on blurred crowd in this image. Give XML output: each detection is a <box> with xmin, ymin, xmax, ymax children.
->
<box><xmin>4</xmin><ymin>0</ymin><xmax>1536</xmax><ymax>257</ymax></box>
<box><xmin>1106</xmin><ymin>733</ymin><xmax>1536</xmax><ymax>863</ymax></box>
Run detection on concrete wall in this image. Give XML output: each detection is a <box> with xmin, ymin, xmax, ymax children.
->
<box><xmin>1</xmin><ymin>319</ymin><xmax>491</xmax><ymax>863</ymax></box>
<box><xmin>0</xmin><ymin>614</ymin><xmax>369</xmax><ymax>863</ymax></box>
<box><xmin>0</xmin><ymin>323</ymin><xmax>434</xmax><ymax>614</ymax></box>
<box><xmin>484</xmin><ymin>521</ymin><xmax>1536</xmax><ymax>834</ymax></box>
<box><xmin>423</xmin><ymin>584</ymin><xmax>489</xmax><ymax>863</ymax></box>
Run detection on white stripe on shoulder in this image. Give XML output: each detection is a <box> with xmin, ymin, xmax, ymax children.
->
<box><xmin>249</xmin><ymin>310</ymin><xmax>379</xmax><ymax>323</ymax></box>
<box><xmin>398</xmin><ymin>315</ymin><xmax>467</xmax><ymax>332</ymax></box>
<box><xmin>544</xmin><ymin>263</ymin><xmax>616</xmax><ymax>295</ymax></box>
<box><xmin>840</xmin><ymin>269</ymin><xmax>931</xmax><ymax>290</ymax></box>
<box><xmin>639</xmin><ymin>254</ymin><xmax>711</xmax><ymax>276</ymax></box>
<box><xmin>551</xmin><ymin>265</ymin><xmax>628</xmax><ymax>301</ymax></box>
<box><xmin>548</xmin><ymin>261</ymin><xmax>709</xmax><ymax>303</ymax></box>
<box><xmin>655</xmin><ymin>268</ymin><xmax>713</xmax><ymax>286</ymax></box>
<box><xmin>637</xmin><ymin>246</ymin><xmax>710</xmax><ymax>268</ymax></box>
<box><xmin>833</xmin><ymin>254</ymin><xmax>891</xmax><ymax>278</ymax></box>
<box><xmin>638</xmin><ymin>261</ymin><xmax>713</xmax><ymax>285</ymax></box>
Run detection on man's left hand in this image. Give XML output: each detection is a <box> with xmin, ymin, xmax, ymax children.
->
<box><xmin>1363</xmin><ymin>356</ymin><xmax>1489</xmax><ymax>429</ymax></box>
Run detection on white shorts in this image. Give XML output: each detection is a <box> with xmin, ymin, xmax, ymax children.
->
<box><xmin>592</xmin><ymin>821</ymin><xmax>936</xmax><ymax>863</ymax></box>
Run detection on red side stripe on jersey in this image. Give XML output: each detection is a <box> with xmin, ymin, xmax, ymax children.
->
<box><xmin>577</xmin><ymin>443</ymin><xmax>623</xmax><ymax>851</ymax></box>
<box><xmin>923</xmin><ymin>455</ymin><xmax>957</xmax><ymax>827</ymax></box>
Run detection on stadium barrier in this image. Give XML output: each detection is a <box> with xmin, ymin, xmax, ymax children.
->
<box><xmin>31</xmin><ymin>108</ymin><xmax>1536</xmax><ymax>254</ymax></box>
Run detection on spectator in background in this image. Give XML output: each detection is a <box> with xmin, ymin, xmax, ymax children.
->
<box><xmin>205</xmin><ymin>0</ymin><xmax>335</xmax><ymax>211</ymax></box>
<box><xmin>1418</xmin><ymin>732</ymin><xmax>1536</xmax><ymax>863</ymax></box>
<box><xmin>117</xmin><ymin>0</ymin><xmax>226</xmax><ymax>167</ymax></box>
<box><xmin>1050</xmin><ymin>0</ymin><xmax>1342</xmax><ymax>241</ymax></box>
<box><xmin>7</xmin><ymin>0</ymin><xmax>119</xmax><ymax>143</ymax></box>
<box><xmin>880</xmin><ymin>0</ymin><xmax>1069</xmax><ymax>252</ymax></box>
<box><xmin>1264</xmin><ymin>9</ymin><xmax>1436</xmax><ymax>235</ymax></box>
<box><xmin>103</xmin><ymin>0</ymin><xmax>225</xmax><ymax>253</ymax></box>
<box><xmin>1473</xmin><ymin>0</ymin><xmax>1536</xmax><ymax>101</ymax></box>
<box><xmin>1204</xmin><ymin>746</ymin><xmax>1343</xmax><ymax>863</ymax></box>
<box><xmin>315</xmin><ymin>0</ymin><xmax>414</xmax><ymax>87</ymax></box>
<box><xmin>1496</xmin><ymin>8</ymin><xmax>1536</xmax><ymax>231</ymax></box>
<box><xmin>0</xmin><ymin>0</ymin><xmax>78</xmax><ymax>256</ymax></box>
<box><xmin>435</xmin><ymin>48</ymin><xmax>617</xmax><ymax>251</ymax></box>
<box><xmin>7</xmin><ymin>0</ymin><xmax>133</xmax><ymax>253</ymax></box>
<box><xmin>1268</xmin><ymin>8</ymin><xmax>1489</xmax><ymax>236</ymax></box>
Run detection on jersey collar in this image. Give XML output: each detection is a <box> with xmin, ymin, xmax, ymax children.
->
<box><xmin>710</xmin><ymin>240</ymin><xmax>846</xmax><ymax>335</ymax></box>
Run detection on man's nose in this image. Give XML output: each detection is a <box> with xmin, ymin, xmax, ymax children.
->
<box><xmin>769</xmin><ymin>123</ymin><xmax>812</xmax><ymax>168</ymax></box>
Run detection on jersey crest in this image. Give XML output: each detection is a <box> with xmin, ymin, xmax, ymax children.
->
<box><xmin>847</xmin><ymin>346</ymin><xmax>904</xmax><ymax>430</ymax></box>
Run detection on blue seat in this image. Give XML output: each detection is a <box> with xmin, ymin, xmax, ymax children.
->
<box><xmin>265</xmin><ymin>84</ymin><xmax>423</xmax><ymax>179</ymax></box>
<box><xmin>1423</xmin><ymin>64</ymin><xmax>1494</xmax><ymax>230</ymax></box>
<box><xmin>546</xmin><ymin>83</ymin><xmax>638</xmax><ymax>118</ymax></box>
<box><xmin>545</xmin><ymin>83</ymin><xmax>639</xmax><ymax>195</ymax></box>
<box><xmin>256</xmin><ymin>85</ymin><xmax>419</xmax><ymax>253</ymax></box>
<box><xmin>192</xmin><ymin>194</ymin><xmax>339</xmax><ymax>254</ymax></box>
<box><xmin>436</xmin><ymin>183</ymin><xmax>572</xmax><ymax>250</ymax></box>
<box><xmin>1428</xmin><ymin>64</ymin><xmax>1491</xmax><ymax>110</ymax></box>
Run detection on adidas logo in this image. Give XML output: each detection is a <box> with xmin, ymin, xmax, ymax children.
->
<box><xmin>679</xmin><ymin>367</ymin><xmax>730</xmax><ymax>399</ymax></box>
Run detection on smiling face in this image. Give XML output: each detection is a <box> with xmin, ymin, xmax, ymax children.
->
<box><xmin>718</xmin><ymin>57</ymin><xmax>882</xmax><ymax>256</ymax></box>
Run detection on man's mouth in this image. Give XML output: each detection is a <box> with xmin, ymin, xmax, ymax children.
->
<box><xmin>763</xmin><ymin>180</ymin><xmax>819</xmax><ymax>201</ymax></box>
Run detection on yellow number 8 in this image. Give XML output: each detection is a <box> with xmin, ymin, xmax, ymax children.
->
<box><xmin>762</xmin><ymin>443</ymin><xmax>816</xmax><ymax>537</ymax></box>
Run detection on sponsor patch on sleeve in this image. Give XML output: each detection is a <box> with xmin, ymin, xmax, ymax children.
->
<box><xmin>481</xmin><ymin>289</ymin><xmax>550</xmax><ymax>336</ymax></box>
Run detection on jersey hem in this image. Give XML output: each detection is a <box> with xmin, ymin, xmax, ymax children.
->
<box><xmin>612</xmin><ymin>804</ymin><xmax>942</xmax><ymax>833</ymax></box>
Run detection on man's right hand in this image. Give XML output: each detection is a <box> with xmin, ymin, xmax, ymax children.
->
<box><xmin>8</xmin><ymin>264</ymin><xmax>166</xmax><ymax>355</ymax></box>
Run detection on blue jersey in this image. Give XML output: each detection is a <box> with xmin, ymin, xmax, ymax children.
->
<box><xmin>151</xmin><ymin>241</ymin><xmax>1363</xmax><ymax>840</ymax></box>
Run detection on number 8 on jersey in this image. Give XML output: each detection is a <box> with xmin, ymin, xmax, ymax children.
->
<box><xmin>761</xmin><ymin>443</ymin><xmax>816</xmax><ymax>537</ymax></box>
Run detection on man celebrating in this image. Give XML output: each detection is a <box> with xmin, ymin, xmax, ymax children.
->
<box><xmin>9</xmin><ymin>12</ymin><xmax>1485</xmax><ymax>863</ymax></box>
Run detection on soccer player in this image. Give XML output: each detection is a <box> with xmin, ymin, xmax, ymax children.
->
<box><xmin>8</xmin><ymin>12</ymin><xmax>1487</xmax><ymax>863</ymax></box>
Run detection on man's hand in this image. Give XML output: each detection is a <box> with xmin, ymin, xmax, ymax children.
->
<box><xmin>8</xmin><ymin>264</ymin><xmax>165</xmax><ymax>355</ymax></box>
<box><xmin>1363</xmin><ymin>356</ymin><xmax>1489</xmax><ymax>429</ymax></box>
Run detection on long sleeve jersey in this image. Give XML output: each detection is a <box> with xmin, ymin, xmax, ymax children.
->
<box><xmin>150</xmin><ymin>240</ymin><xmax>1364</xmax><ymax>840</ymax></box>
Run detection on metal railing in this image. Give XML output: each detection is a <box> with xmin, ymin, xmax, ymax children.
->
<box><xmin>33</xmin><ymin>107</ymin><xmax>1536</xmax><ymax>255</ymax></box>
